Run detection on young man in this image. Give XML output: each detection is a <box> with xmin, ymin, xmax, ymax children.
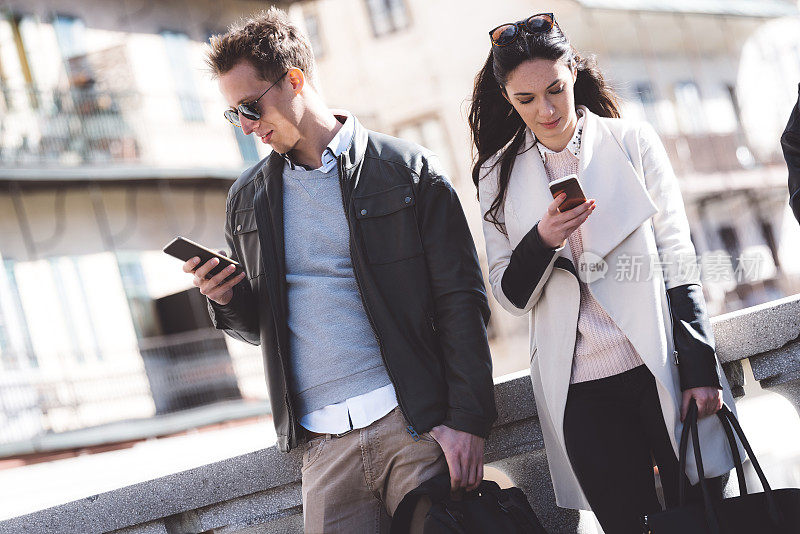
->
<box><xmin>183</xmin><ymin>8</ymin><xmax>496</xmax><ymax>532</ymax></box>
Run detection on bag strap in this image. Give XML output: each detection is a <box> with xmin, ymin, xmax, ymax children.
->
<box><xmin>717</xmin><ymin>405</ymin><xmax>784</xmax><ymax>528</ymax></box>
<box><xmin>716</xmin><ymin>407</ymin><xmax>747</xmax><ymax>495</ymax></box>
<box><xmin>678</xmin><ymin>400</ymin><xmax>721</xmax><ymax>533</ymax></box>
<box><xmin>678</xmin><ymin>400</ymin><xmax>785</xmax><ymax>533</ymax></box>
<box><xmin>688</xmin><ymin>401</ymin><xmax>722</xmax><ymax>534</ymax></box>
<box><xmin>678</xmin><ymin>399</ymin><xmax>693</xmax><ymax>505</ymax></box>
<box><xmin>679</xmin><ymin>400</ymin><xmax>747</xmax><ymax>502</ymax></box>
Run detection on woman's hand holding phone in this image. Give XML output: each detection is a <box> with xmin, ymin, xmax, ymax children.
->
<box><xmin>183</xmin><ymin>254</ymin><xmax>246</xmax><ymax>306</ymax></box>
<box><xmin>538</xmin><ymin>192</ymin><xmax>596</xmax><ymax>249</ymax></box>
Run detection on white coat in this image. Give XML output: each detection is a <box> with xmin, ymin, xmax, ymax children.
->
<box><xmin>479</xmin><ymin>106</ymin><xmax>742</xmax><ymax>510</ymax></box>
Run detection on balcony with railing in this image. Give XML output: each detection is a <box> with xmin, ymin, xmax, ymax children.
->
<box><xmin>0</xmin><ymin>86</ymin><xmax>261</xmax><ymax>174</ymax></box>
<box><xmin>659</xmin><ymin>131</ymin><xmax>785</xmax><ymax>178</ymax></box>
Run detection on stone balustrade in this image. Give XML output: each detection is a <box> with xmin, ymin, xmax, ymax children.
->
<box><xmin>3</xmin><ymin>294</ymin><xmax>800</xmax><ymax>534</ymax></box>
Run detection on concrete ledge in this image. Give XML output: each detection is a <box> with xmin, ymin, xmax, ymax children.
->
<box><xmin>711</xmin><ymin>294</ymin><xmax>800</xmax><ymax>363</ymax></box>
<box><xmin>4</xmin><ymin>294</ymin><xmax>800</xmax><ymax>534</ymax></box>
<box><xmin>0</xmin><ymin>400</ymin><xmax>270</xmax><ymax>458</ymax></box>
<box><xmin>0</xmin><ymin>373</ymin><xmax>539</xmax><ymax>534</ymax></box>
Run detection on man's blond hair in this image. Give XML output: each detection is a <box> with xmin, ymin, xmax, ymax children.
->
<box><xmin>206</xmin><ymin>7</ymin><xmax>316</xmax><ymax>84</ymax></box>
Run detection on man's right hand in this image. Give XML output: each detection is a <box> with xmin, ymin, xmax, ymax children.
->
<box><xmin>537</xmin><ymin>192</ymin><xmax>596</xmax><ymax>249</ymax></box>
<box><xmin>183</xmin><ymin>256</ymin><xmax>246</xmax><ymax>306</ymax></box>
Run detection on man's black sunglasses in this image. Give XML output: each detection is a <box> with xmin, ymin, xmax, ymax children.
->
<box><xmin>224</xmin><ymin>71</ymin><xmax>288</xmax><ymax>127</ymax></box>
<box><xmin>489</xmin><ymin>13</ymin><xmax>556</xmax><ymax>47</ymax></box>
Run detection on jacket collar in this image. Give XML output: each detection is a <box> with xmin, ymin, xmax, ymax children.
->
<box><xmin>508</xmin><ymin>106</ymin><xmax>658</xmax><ymax>264</ymax></box>
<box><xmin>259</xmin><ymin>114</ymin><xmax>368</xmax><ymax>187</ymax></box>
<box><xmin>281</xmin><ymin>110</ymin><xmax>355</xmax><ymax>172</ymax></box>
<box><xmin>341</xmin><ymin>114</ymin><xmax>369</xmax><ymax>172</ymax></box>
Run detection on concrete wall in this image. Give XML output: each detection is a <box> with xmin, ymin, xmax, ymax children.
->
<box><xmin>3</xmin><ymin>294</ymin><xmax>800</xmax><ymax>534</ymax></box>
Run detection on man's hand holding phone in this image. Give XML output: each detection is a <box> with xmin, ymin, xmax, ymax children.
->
<box><xmin>163</xmin><ymin>236</ymin><xmax>246</xmax><ymax>306</ymax></box>
<box><xmin>183</xmin><ymin>255</ymin><xmax>246</xmax><ymax>306</ymax></box>
<box><xmin>538</xmin><ymin>192</ymin><xmax>596</xmax><ymax>249</ymax></box>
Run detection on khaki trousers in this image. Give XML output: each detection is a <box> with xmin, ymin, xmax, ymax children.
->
<box><xmin>301</xmin><ymin>407</ymin><xmax>448</xmax><ymax>533</ymax></box>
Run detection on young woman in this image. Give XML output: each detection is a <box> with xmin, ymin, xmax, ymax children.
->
<box><xmin>471</xmin><ymin>13</ymin><xmax>742</xmax><ymax>533</ymax></box>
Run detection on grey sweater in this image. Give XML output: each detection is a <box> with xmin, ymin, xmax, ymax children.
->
<box><xmin>282</xmin><ymin>164</ymin><xmax>391</xmax><ymax>418</ymax></box>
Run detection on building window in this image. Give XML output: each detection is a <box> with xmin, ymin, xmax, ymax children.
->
<box><xmin>53</xmin><ymin>15</ymin><xmax>94</xmax><ymax>90</ymax></box>
<box><xmin>52</xmin><ymin>15</ymin><xmax>86</xmax><ymax>60</ymax></box>
<box><xmin>304</xmin><ymin>12</ymin><xmax>325</xmax><ymax>58</ymax></box>
<box><xmin>634</xmin><ymin>82</ymin><xmax>660</xmax><ymax>130</ymax></box>
<box><xmin>48</xmin><ymin>257</ymin><xmax>108</xmax><ymax>364</ymax></box>
<box><xmin>717</xmin><ymin>225</ymin><xmax>741</xmax><ymax>273</ymax></box>
<box><xmin>0</xmin><ymin>36</ymin><xmax>10</xmax><ymax>112</ymax></box>
<box><xmin>759</xmin><ymin>220</ymin><xmax>780</xmax><ymax>269</ymax></box>
<box><xmin>674</xmin><ymin>81</ymin><xmax>707</xmax><ymax>134</ymax></box>
<box><xmin>0</xmin><ymin>260</ymin><xmax>37</xmax><ymax>369</ymax></box>
<box><xmin>396</xmin><ymin>116</ymin><xmax>454</xmax><ymax>178</ymax></box>
<box><xmin>117</xmin><ymin>252</ymin><xmax>159</xmax><ymax>339</ymax></box>
<box><xmin>365</xmin><ymin>0</ymin><xmax>410</xmax><ymax>37</ymax></box>
<box><xmin>161</xmin><ymin>31</ymin><xmax>204</xmax><ymax>122</ymax></box>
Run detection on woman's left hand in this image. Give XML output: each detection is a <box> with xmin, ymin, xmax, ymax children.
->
<box><xmin>681</xmin><ymin>387</ymin><xmax>723</xmax><ymax>422</ymax></box>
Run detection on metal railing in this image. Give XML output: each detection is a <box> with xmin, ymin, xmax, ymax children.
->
<box><xmin>0</xmin><ymin>87</ymin><xmax>141</xmax><ymax>167</ymax></box>
<box><xmin>0</xmin><ymin>328</ymin><xmax>266</xmax><ymax>449</ymax></box>
<box><xmin>660</xmin><ymin>132</ymin><xmax>780</xmax><ymax>176</ymax></box>
<box><xmin>0</xmin><ymin>86</ymin><xmax>250</xmax><ymax>169</ymax></box>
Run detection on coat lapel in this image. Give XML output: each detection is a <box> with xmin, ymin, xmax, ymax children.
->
<box><xmin>504</xmin><ymin>129</ymin><xmax>576</xmax><ymax>264</ymax></box>
<box><xmin>505</xmin><ymin>108</ymin><xmax>658</xmax><ymax>265</ymax></box>
<box><xmin>577</xmin><ymin>108</ymin><xmax>658</xmax><ymax>260</ymax></box>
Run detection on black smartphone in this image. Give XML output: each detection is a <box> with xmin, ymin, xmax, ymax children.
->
<box><xmin>548</xmin><ymin>174</ymin><xmax>587</xmax><ymax>211</ymax></box>
<box><xmin>163</xmin><ymin>236</ymin><xmax>242</xmax><ymax>279</ymax></box>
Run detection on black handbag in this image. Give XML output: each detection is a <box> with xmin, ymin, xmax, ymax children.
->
<box><xmin>390</xmin><ymin>473</ymin><xmax>548</xmax><ymax>534</ymax></box>
<box><xmin>642</xmin><ymin>400</ymin><xmax>800</xmax><ymax>533</ymax></box>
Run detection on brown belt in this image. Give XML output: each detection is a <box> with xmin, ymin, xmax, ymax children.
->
<box><xmin>305</xmin><ymin>427</ymin><xmax>355</xmax><ymax>440</ymax></box>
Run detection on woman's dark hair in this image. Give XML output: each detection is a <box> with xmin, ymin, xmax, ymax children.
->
<box><xmin>470</xmin><ymin>20</ymin><xmax>621</xmax><ymax>234</ymax></box>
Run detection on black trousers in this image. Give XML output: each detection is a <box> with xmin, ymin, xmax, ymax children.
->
<box><xmin>563</xmin><ymin>364</ymin><xmax>723</xmax><ymax>534</ymax></box>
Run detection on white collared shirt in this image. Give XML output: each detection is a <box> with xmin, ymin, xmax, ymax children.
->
<box><xmin>284</xmin><ymin>109</ymin><xmax>400</xmax><ymax>435</ymax></box>
<box><xmin>283</xmin><ymin>109</ymin><xmax>355</xmax><ymax>173</ymax></box>
<box><xmin>300</xmin><ymin>383</ymin><xmax>398</xmax><ymax>435</ymax></box>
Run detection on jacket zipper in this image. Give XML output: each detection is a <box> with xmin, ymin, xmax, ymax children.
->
<box><xmin>654</xmin><ymin>218</ymin><xmax>679</xmax><ymax>368</ymax></box>
<box><xmin>256</xmin><ymin>169</ymin><xmax>296</xmax><ymax>446</ymax></box>
<box><xmin>336</xmin><ymin>156</ymin><xmax>419</xmax><ymax>433</ymax></box>
<box><xmin>664</xmin><ymin>287</ymin><xmax>679</xmax><ymax>366</ymax></box>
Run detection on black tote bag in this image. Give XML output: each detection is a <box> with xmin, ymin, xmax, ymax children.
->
<box><xmin>642</xmin><ymin>400</ymin><xmax>800</xmax><ymax>533</ymax></box>
<box><xmin>390</xmin><ymin>473</ymin><xmax>548</xmax><ymax>534</ymax></box>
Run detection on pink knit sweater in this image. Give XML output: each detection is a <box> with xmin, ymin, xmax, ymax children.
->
<box><xmin>542</xmin><ymin>149</ymin><xmax>644</xmax><ymax>384</ymax></box>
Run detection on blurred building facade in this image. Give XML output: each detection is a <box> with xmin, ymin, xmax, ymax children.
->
<box><xmin>1</xmin><ymin>0</ymin><xmax>800</xmax><ymax>453</ymax></box>
<box><xmin>0</xmin><ymin>0</ymin><xmax>276</xmax><ymax>452</ymax></box>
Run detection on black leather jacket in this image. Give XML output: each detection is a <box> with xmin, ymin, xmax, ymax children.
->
<box><xmin>208</xmin><ymin>119</ymin><xmax>497</xmax><ymax>452</ymax></box>
<box><xmin>782</xmin><ymin>83</ymin><xmax>800</xmax><ymax>223</ymax></box>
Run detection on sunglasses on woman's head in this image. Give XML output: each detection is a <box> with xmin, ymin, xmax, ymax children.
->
<box><xmin>489</xmin><ymin>13</ymin><xmax>555</xmax><ymax>47</ymax></box>
<box><xmin>224</xmin><ymin>71</ymin><xmax>288</xmax><ymax>127</ymax></box>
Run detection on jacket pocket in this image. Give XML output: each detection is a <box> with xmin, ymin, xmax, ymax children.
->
<box><xmin>353</xmin><ymin>184</ymin><xmax>423</xmax><ymax>264</ymax></box>
<box><xmin>232</xmin><ymin>209</ymin><xmax>262</xmax><ymax>278</ymax></box>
